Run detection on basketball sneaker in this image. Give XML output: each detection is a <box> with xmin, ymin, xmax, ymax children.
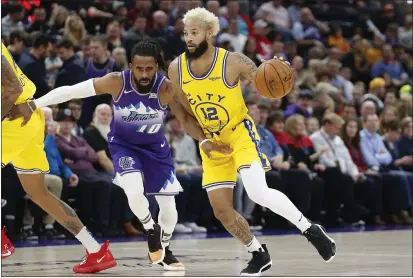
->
<box><xmin>73</xmin><ymin>240</ymin><xmax>117</xmax><ymax>273</ymax></box>
<box><xmin>2</xmin><ymin>227</ymin><xmax>15</xmax><ymax>260</ymax></box>
<box><xmin>303</xmin><ymin>224</ymin><xmax>336</xmax><ymax>262</ymax></box>
<box><xmin>157</xmin><ymin>246</ymin><xmax>185</xmax><ymax>271</ymax></box>
<box><xmin>146</xmin><ymin>223</ymin><xmax>165</xmax><ymax>264</ymax></box>
<box><xmin>240</xmin><ymin>244</ymin><xmax>272</xmax><ymax>276</ymax></box>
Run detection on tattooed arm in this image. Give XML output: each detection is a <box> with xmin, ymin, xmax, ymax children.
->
<box><xmin>1</xmin><ymin>55</ymin><xmax>23</xmax><ymax>118</ymax></box>
<box><xmin>227</xmin><ymin>52</ymin><xmax>259</xmax><ymax>87</ymax></box>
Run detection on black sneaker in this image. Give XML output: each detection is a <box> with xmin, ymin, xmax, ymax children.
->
<box><xmin>303</xmin><ymin>224</ymin><xmax>336</xmax><ymax>262</ymax></box>
<box><xmin>158</xmin><ymin>246</ymin><xmax>185</xmax><ymax>271</ymax></box>
<box><xmin>145</xmin><ymin>223</ymin><xmax>165</xmax><ymax>264</ymax></box>
<box><xmin>20</xmin><ymin>226</ymin><xmax>39</xmax><ymax>241</ymax></box>
<box><xmin>240</xmin><ymin>244</ymin><xmax>272</xmax><ymax>276</ymax></box>
<box><xmin>42</xmin><ymin>227</ymin><xmax>66</xmax><ymax>240</ymax></box>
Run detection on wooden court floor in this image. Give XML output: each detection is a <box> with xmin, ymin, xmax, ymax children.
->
<box><xmin>1</xmin><ymin>229</ymin><xmax>412</xmax><ymax>276</ymax></box>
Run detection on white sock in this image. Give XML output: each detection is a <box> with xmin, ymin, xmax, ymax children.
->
<box><xmin>296</xmin><ymin>214</ymin><xmax>312</xmax><ymax>233</ymax></box>
<box><xmin>245</xmin><ymin>236</ymin><xmax>262</xmax><ymax>252</ymax></box>
<box><xmin>75</xmin><ymin>227</ymin><xmax>100</xmax><ymax>253</ymax></box>
<box><xmin>139</xmin><ymin>212</ymin><xmax>155</xmax><ymax>230</ymax></box>
<box><xmin>155</xmin><ymin>196</ymin><xmax>178</xmax><ymax>247</ymax></box>
<box><xmin>240</xmin><ymin>161</ymin><xmax>312</xmax><ymax>233</ymax></box>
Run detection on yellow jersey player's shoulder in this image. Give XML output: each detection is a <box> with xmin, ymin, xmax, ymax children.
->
<box><xmin>2</xmin><ymin>43</ymin><xmax>18</xmax><ymax>70</ymax></box>
<box><xmin>1</xmin><ymin>43</ymin><xmax>36</xmax><ymax>103</ymax></box>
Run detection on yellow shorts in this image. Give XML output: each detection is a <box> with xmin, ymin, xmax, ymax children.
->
<box><xmin>200</xmin><ymin>116</ymin><xmax>270</xmax><ymax>191</ymax></box>
<box><xmin>2</xmin><ymin>108</ymin><xmax>49</xmax><ymax>173</ymax></box>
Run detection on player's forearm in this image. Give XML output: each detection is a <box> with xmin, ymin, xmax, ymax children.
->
<box><xmin>169</xmin><ymin>92</ymin><xmax>207</xmax><ymax>142</ymax></box>
<box><xmin>180</xmin><ymin>114</ymin><xmax>207</xmax><ymax>142</ymax></box>
<box><xmin>33</xmin><ymin>79</ymin><xmax>96</xmax><ymax>109</ymax></box>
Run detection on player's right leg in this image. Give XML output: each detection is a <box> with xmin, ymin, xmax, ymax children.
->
<box><xmin>114</xmin><ymin>170</ymin><xmax>165</xmax><ymax>263</ymax></box>
<box><xmin>200</xmin><ymin>153</ymin><xmax>271</xmax><ymax>276</ymax></box>
<box><xmin>18</xmin><ymin>173</ymin><xmax>116</xmax><ymax>273</ymax></box>
<box><xmin>1</xmin><ymin>196</ymin><xmax>14</xmax><ymax>259</ymax></box>
<box><xmin>111</xmin><ymin>146</ymin><xmax>164</xmax><ymax>264</ymax></box>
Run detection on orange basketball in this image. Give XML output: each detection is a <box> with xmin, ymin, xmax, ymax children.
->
<box><xmin>254</xmin><ymin>59</ymin><xmax>294</xmax><ymax>99</ymax></box>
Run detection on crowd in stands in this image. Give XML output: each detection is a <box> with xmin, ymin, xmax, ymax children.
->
<box><xmin>1</xmin><ymin>0</ymin><xmax>412</xmax><ymax>242</ymax></box>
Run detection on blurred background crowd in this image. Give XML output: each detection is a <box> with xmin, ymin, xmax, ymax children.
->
<box><xmin>1</xmin><ymin>0</ymin><xmax>412</xmax><ymax>242</ymax></box>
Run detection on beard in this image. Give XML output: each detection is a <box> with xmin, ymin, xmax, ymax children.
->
<box><xmin>133</xmin><ymin>75</ymin><xmax>156</xmax><ymax>94</ymax></box>
<box><xmin>185</xmin><ymin>38</ymin><xmax>209</xmax><ymax>59</ymax></box>
<box><xmin>94</xmin><ymin>118</ymin><xmax>111</xmax><ymax>142</ymax></box>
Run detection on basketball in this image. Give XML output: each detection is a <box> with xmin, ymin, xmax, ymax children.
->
<box><xmin>254</xmin><ymin>59</ymin><xmax>294</xmax><ymax>99</ymax></box>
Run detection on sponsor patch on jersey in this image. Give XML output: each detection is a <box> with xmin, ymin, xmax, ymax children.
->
<box><xmin>149</xmin><ymin>93</ymin><xmax>158</xmax><ymax>99</ymax></box>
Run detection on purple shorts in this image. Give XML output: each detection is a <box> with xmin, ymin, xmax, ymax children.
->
<box><xmin>109</xmin><ymin>139</ymin><xmax>181</xmax><ymax>195</ymax></box>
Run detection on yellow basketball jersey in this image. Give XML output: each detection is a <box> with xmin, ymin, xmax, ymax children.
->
<box><xmin>1</xmin><ymin>43</ymin><xmax>36</xmax><ymax>104</ymax></box>
<box><xmin>179</xmin><ymin>47</ymin><xmax>248</xmax><ymax>140</ymax></box>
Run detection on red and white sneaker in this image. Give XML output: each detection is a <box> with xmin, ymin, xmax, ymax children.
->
<box><xmin>73</xmin><ymin>240</ymin><xmax>117</xmax><ymax>273</ymax></box>
<box><xmin>2</xmin><ymin>227</ymin><xmax>15</xmax><ymax>260</ymax></box>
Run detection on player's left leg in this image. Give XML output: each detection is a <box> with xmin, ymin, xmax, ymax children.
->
<box><xmin>154</xmin><ymin>195</ymin><xmax>185</xmax><ymax>271</ymax></box>
<box><xmin>235</xmin><ymin>119</ymin><xmax>336</xmax><ymax>265</ymax></box>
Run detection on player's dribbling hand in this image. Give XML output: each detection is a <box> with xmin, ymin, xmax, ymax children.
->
<box><xmin>6</xmin><ymin>101</ymin><xmax>35</xmax><ymax>126</ymax></box>
<box><xmin>260</xmin><ymin>56</ymin><xmax>291</xmax><ymax>66</ymax></box>
<box><xmin>201</xmin><ymin>140</ymin><xmax>232</xmax><ymax>159</ymax></box>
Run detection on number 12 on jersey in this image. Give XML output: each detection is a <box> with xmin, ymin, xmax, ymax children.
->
<box><xmin>137</xmin><ymin>123</ymin><xmax>161</xmax><ymax>134</ymax></box>
<box><xmin>201</xmin><ymin>107</ymin><xmax>218</xmax><ymax>120</ymax></box>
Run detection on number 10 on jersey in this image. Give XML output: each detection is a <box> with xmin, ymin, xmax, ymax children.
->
<box><xmin>137</xmin><ymin>123</ymin><xmax>161</xmax><ymax>134</ymax></box>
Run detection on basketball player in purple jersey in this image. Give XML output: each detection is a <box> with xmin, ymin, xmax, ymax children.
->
<box><xmin>9</xmin><ymin>40</ymin><xmax>231</xmax><ymax>270</ymax></box>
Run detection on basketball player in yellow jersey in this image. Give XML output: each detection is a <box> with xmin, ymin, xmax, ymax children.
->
<box><xmin>168</xmin><ymin>8</ymin><xmax>336</xmax><ymax>276</ymax></box>
<box><xmin>1</xmin><ymin>43</ymin><xmax>117</xmax><ymax>272</ymax></box>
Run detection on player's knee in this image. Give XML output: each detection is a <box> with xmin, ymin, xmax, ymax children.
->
<box><xmin>116</xmin><ymin>172</ymin><xmax>145</xmax><ymax>196</ymax></box>
<box><xmin>156</xmin><ymin>196</ymin><xmax>176</xmax><ymax>211</ymax></box>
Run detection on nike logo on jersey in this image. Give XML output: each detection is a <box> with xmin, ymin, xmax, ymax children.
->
<box><xmin>161</xmin><ymin>141</ymin><xmax>166</xmax><ymax>147</ymax></box>
<box><xmin>97</xmin><ymin>255</ymin><xmax>106</xmax><ymax>263</ymax></box>
<box><xmin>124</xmin><ymin>90</ymin><xmax>134</xmax><ymax>94</ymax></box>
<box><xmin>183</xmin><ymin>80</ymin><xmax>193</xmax><ymax>84</ymax></box>
<box><xmin>209</xmin><ymin>76</ymin><xmax>221</xmax><ymax>81</ymax></box>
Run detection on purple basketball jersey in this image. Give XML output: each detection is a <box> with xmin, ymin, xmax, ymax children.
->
<box><xmin>108</xmin><ymin>70</ymin><xmax>181</xmax><ymax>195</ymax></box>
<box><xmin>108</xmin><ymin>70</ymin><xmax>167</xmax><ymax>145</ymax></box>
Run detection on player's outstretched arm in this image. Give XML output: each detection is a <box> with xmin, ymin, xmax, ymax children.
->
<box><xmin>33</xmin><ymin>72</ymin><xmax>122</xmax><ymax>108</ymax></box>
<box><xmin>7</xmin><ymin>73</ymin><xmax>122</xmax><ymax>126</ymax></box>
<box><xmin>1</xmin><ymin>55</ymin><xmax>23</xmax><ymax>118</ymax></box>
